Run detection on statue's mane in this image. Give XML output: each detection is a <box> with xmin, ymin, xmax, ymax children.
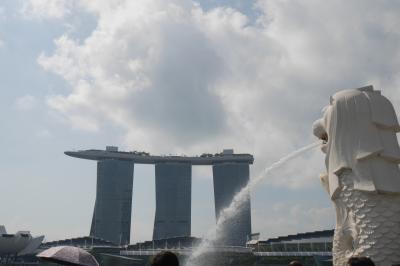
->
<box><xmin>325</xmin><ymin>85</ymin><xmax>400</xmax><ymax>198</ymax></box>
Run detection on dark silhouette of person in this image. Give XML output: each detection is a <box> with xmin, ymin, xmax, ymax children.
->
<box><xmin>289</xmin><ymin>260</ymin><xmax>302</xmax><ymax>266</ymax></box>
<box><xmin>151</xmin><ymin>251</ymin><xmax>179</xmax><ymax>266</ymax></box>
<box><xmin>348</xmin><ymin>257</ymin><xmax>375</xmax><ymax>266</ymax></box>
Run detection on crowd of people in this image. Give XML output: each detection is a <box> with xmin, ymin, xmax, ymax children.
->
<box><xmin>150</xmin><ymin>251</ymin><xmax>379</xmax><ymax>266</ymax></box>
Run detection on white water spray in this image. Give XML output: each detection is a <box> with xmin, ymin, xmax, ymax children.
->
<box><xmin>186</xmin><ymin>141</ymin><xmax>321</xmax><ymax>266</ymax></box>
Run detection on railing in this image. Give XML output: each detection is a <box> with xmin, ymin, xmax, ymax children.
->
<box><xmin>121</xmin><ymin>249</ymin><xmax>191</xmax><ymax>256</ymax></box>
<box><xmin>252</xmin><ymin>242</ymin><xmax>332</xmax><ymax>253</ymax></box>
<box><xmin>121</xmin><ymin>250</ymin><xmax>332</xmax><ymax>257</ymax></box>
<box><xmin>254</xmin><ymin>251</ymin><xmax>332</xmax><ymax>257</ymax></box>
<box><xmin>121</xmin><ymin>246</ymin><xmax>253</xmax><ymax>256</ymax></box>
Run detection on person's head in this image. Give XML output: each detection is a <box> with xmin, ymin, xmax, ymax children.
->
<box><xmin>348</xmin><ymin>257</ymin><xmax>375</xmax><ymax>266</ymax></box>
<box><xmin>289</xmin><ymin>260</ymin><xmax>302</xmax><ymax>266</ymax></box>
<box><xmin>151</xmin><ymin>251</ymin><xmax>179</xmax><ymax>266</ymax></box>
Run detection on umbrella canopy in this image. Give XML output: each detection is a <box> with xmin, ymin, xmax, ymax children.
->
<box><xmin>37</xmin><ymin>246</ymin><xmax>99</xmax><ymax>266</ymax></box>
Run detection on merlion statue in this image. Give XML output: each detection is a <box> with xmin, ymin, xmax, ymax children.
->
<box><xmin>312</xmin><ymin>85</ymin><xmax>400</xmax><ymax>266</ymax></box>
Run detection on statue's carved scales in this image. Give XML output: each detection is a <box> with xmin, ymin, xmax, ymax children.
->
<box><xmin>313</xmin><ymin>85</ymin><xmax>400</xmax><ymax>266</ymax></box>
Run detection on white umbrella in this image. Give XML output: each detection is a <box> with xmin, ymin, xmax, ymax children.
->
<box><xmin>37</xmin><ymin>246</ymin><xmax>99</xmax><ymax>266</ymax></box>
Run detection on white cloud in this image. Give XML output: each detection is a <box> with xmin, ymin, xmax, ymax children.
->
<box><xmin>20</xmin><ymin>0</ymin><xmax>74</xmax><ymax>19</ymax></box>
<box><xmin>14</xmin><ymin>95</ymin><xmax>38</xmax><ymax>111</ymax></box>
<box><xmin>38</xmin><ymin>0</ymin><xmax>400</xmax><ymax>181</ymax></box>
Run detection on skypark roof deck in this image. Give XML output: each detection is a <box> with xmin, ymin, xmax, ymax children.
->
<box><xmin>65</xmin><ymin>147</ymin><xmax>254</xmax><ymax>165</ymax></box>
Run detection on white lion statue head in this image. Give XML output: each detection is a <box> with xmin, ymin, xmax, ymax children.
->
<box><xmin>313</xmin><ymin>85</ymin><xmax>400</xmax><ymax>199</ymax></box>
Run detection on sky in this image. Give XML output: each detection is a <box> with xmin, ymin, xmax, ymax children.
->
<box><xmin>1</xmin><ymin>0</ymin><xmax>400</xmax><ymax>243</ymax></box>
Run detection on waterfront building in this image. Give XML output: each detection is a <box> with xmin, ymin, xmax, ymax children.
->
<box><xmin>0</xmin><ymin>225</ymin><xmax>44</xmax><ymax>262</ymax></box>
<box><xmin>250</xmin><ymin>229</ymin><xmax>334</xmax><ymax>253</ymax></box>
<box><xmin>153</xmin><ymin>163</ymin><xmax>192</xmax><ymax>240</ymax></box>
<box><xmin>122</xmin><ymin>230</ymin><xmax>333</xmax><ymax>266</ymax></box>
<box><xmin>213</xmin><ymin>159</ymin><xmax>252</xmax><ymax>246</ymax></box>
<box><xmin>65</xmin><ymin>147</ymin><xmax>254</xmax><ymax>245</ymax></box>
<box><xmin>90</xmin><ymin>158</ymin><xmax>134</xmax><ymax>245</ymax></box>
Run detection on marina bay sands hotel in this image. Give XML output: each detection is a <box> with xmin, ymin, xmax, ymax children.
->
<box><xmin>65</xmin><ymin>146</ymin><xmax>253</xmax><ymax>246</ymax></box>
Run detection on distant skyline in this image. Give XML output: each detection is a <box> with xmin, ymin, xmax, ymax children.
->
<box><xmin>1</xmin><ymin>0</ymin><xmax>400</xmax><ymax>243</ymax></box>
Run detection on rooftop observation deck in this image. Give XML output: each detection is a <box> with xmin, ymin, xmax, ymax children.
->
<box><xmin>65</xmin><ymin>147</ymin><xmax>254</xmax><ymax>165</ymax></box>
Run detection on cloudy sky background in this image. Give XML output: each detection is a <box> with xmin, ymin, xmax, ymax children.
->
<box><xmin>1</xmin><ymin>0</ymin><xmax>400</xmax><ymax>242</ymax></box>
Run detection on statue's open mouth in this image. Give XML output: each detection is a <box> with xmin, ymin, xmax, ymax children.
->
<box><xmin>320</xmin><ymin>132</ymin><xmax>328</xmax><ymax>142</ymax></box>
<box><xmin>312</xmin><ymin>119</ymin><xmax>328</xmax><ymax>151</ymax></box>
<box><xmin>319</xmin><ymin>132</ymin><xmax>328</xmax><ymax>153</ymax></box>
